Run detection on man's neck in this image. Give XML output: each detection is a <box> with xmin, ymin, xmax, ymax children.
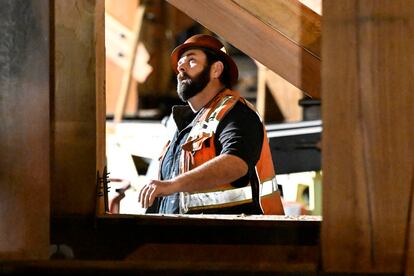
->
<box><xmin>187</xmin><ymin>82</ymin><xmax>226</xmax><ymax>112</ymax></box>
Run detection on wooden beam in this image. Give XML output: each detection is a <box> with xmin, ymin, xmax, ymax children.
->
<box><xmin>265</xmin><ymin>69</ymin><xmax>303</xmax><ymax>122</ymax></box>
<box><xmin>95</xmin><ymin>0</ymin><xmax>106</xmax><ymax>215</ymax></box>
<box><xmin>104</xmin><ymin>12</ymin><xmax>152</xmax><ymax>84</ymax></box>
<box><xmin>0</xmin><ymin>0</ymin><xmax>50</xmax><ymax>259</ymax></box>
<box><xmin>256</xmin><ymin>63</ymin><xmax>303</xmax><ymax>122</ymax></box>
<box><xmin>322</xmin><ymin>0</ymin><xmax>414</xmax><ymax>273</ymax></box>
<box><xmin>405</xmin><ymin>170</ymin><xmax>414</xmax><ymax>275</ymax></box>
<box><xmin>256</xmin><ymin>63</ymin><xmax>267</xmax><ymax>119</ymax></box>
<box><xmin>52</xmin><ymin>0</ymin><xmax>105</xmax><ymax>216</ymax></box>
<box><xmin>113</xmin><ymin>5</ymin><xmax>145</xmax><ymax>123</ymax></box>
<box><xmin>166</xmin><ymin>0</ymin><xmax>321</xmax><ymax>99</ymax></box>
<box><xmin>234</xmin><ymin>0</ymin><xmax>321</xmax><ymax>57</ymax></box>
<box><xmin>50</xmin><ymin>215</ymin><xmax>321</xmax><ymax>262</ymax></box>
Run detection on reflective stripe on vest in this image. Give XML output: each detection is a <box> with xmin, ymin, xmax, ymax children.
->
<box><xmin>178</xmin><ymin>89</ymin><xmax>281</xmax><ymax>214</ymax></box>
<box><xmin>179</xmin><ymin>176</ymin><xmax>279</xmax><ymax>212</ymax></box>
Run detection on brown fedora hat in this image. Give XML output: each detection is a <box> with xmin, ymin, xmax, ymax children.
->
<box><xmin>170</xmin><ymin>34</ymin><xmax>239</xmax><ymax>86</ymax></box>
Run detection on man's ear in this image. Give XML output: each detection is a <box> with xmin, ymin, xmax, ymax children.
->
<box><xmin>211</xmin><ymin>61</ymin><xmax>224</xmax><ymax>79</ymax></box>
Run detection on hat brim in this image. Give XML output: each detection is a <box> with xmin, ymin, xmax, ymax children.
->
<box><xmin>170</xmin><ymin>42</ymin><xmax>239</xmax><ymax>86</ymax></box>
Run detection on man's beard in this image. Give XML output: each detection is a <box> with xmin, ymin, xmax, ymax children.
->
<box><xmin>177</xmin><ymin>65</ymin><xmax>211</xmax><ymax>102</ymax></box>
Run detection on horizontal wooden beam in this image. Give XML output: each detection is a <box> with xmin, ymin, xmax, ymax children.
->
<box><xmin>166</xmin><ymin>0</ymin><xmax>321</xmax><ymax>99</ymax></box>
<box><xmin>50</xmin><ymin>215</ymin><xmax>321</xmax><ymax>259</ymax></box>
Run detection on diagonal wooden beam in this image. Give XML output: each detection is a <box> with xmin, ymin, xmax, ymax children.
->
<box><xmin>234</xmin><ymin>0</ymin><xmax>321</xmax><ymax>57</ymax></box>
<box><xmin>166</xmin><ymin>0</ymin><xmax>321</xmax><ymax>99</ymax></box>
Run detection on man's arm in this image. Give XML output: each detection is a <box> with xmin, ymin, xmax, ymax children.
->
<box><xmin>138</xmin><ymin>153</ymin><xmax>247</xmax><ymax>209</ymax></box>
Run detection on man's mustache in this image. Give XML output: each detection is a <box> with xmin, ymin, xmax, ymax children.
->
<box><xmin>177</xmin><ymin>73</ymin><xmax>191</xmax><ymax>82</ymax></box>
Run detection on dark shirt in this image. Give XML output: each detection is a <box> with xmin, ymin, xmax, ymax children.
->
<box><xmin>146</xmin><ymin>100</ymin><xmax>264</xmax><ymax>214</ymax></box>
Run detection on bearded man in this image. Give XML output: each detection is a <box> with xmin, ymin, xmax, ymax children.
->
<box><xmin>139</xmin><ymin>34</ymin><xmax>284</xmax><ymax>215</ymax></box>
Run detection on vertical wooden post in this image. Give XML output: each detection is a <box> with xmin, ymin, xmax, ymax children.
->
<box><xmin>256</xmin><ymin>63</ymin><xmax>267</xmax><ymax>119</ymax></box>
<box><xmin>265</xmin><ymin>71</ymin><xmax>303</xmax><ymax>122</ymax></box>
<box><xmin>95</xmin><ymin>0</ymin><xmax>107</xmax><ymax>215</ymax></box>
<box><xmin>0</xmin><ymin>0</ymin><xmax>50</xmax><ymax>259</ymax></box>
<box><xmin>406</xmin><ymin>177</ymin><xmax>414</xmax><ymax>274</ymax></box>
<box><xmin>322</xmin><ymin>0</ymin><xmax>414</xmax><ymax>273</ymax></box>
<box><xmin>52</xmin><ymin>0</ymin><xmax>105</xmax><ymax>216</ymax></box>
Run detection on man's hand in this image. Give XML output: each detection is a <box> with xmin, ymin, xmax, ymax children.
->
<box><xmin>138</xmin><ymin>154</ymin><xmax>248</xmax><ymax>209</ymax></box>
<box><xmin>138</xmin><ymin>180</ymin><xmax>174</xmax><ymax>208</ymax></box>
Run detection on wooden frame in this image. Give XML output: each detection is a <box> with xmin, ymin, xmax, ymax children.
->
<box><xmin>3</xmin><ymin>0</ymin><xmax>414</xmax><ymax>274</ymax></box>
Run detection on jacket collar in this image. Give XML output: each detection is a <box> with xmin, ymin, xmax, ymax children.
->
<box><xmin>171</xmin><ymin>105</ymin><xmax>197</xmax><ymax>132</ymax></box>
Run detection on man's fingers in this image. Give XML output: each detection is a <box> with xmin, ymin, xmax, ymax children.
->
<box><xmin>148</xmin><ymin>185</ymin><xmax>158</xmax><ymax>208</ymax></box>
<box><xmin>138</xmin><ymin>184</ymin><xmax>150</xmax><ymax>208</ymax></box>
<box><xmin>138</xmin><ymin>183</ymin><xmax>158</xmax><ymax>208</ymax></box>
<box><xmin>138</xmin><ymin>185</ymin><xmax>144</xmax><ymax>203</ymax></box>
<box><xmin>144</xmin><ymin>184</ymin><xmax>155</xmax><ymax>208</ymax></box>
<box><xmin>138</xmin><ymin>180</ymin><xmax>166</xmax><ymax>208</ymax></box>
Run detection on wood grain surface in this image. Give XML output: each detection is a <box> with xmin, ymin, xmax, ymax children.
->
<box><xmin>322</xmin><ymin>0</ymin><xmax>414</xmax><ymax>273</ymax></box>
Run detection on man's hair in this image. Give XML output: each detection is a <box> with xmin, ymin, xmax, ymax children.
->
<box><xmin>201</xmin><ymin>48</ymin><xmax>233</xmax><ymax>89</ymax></box>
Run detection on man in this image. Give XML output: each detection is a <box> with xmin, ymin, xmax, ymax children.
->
<box><xmin>139</xmin><ymin>34</ymin><xmax>284</xmax><ymax>215</ymax></box>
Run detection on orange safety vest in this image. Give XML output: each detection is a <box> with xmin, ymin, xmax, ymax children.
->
<box><xmin>177</xmin><ymin>89</ymin><xmax>284</xmax><ymax>215</ymax></box>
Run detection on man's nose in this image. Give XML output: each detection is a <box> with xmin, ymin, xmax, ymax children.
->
<box><xmin>177</xmin><ymin>60</ymin><xmax>186</xmax><ymax>72</ymax></box>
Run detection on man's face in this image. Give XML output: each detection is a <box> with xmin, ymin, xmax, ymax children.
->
<box><xmin>176</xmin><ymin>49</ymin><xmax>211</xmax><ymax>102</ymax></box>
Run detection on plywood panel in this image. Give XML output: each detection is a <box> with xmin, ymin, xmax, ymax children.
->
<box><xmin>322</xmin><ymin>0</ymin><xmax>414</xmax><ymax>273</ymax></box>
<box><xmin>52</xmin><ymin>0</ymin><xmax>105</xmax><ymax>216</ymax></box>
<box><xmin>0</xmin><ymin>0</ymin><xmax>50</xmax><ymax>259</ymax></box>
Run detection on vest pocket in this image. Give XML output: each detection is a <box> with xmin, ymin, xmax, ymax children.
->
<box><xmin>182</xmin><ymin>132</ymin><xmax>213</xmax><ymax>152</ymax></box>
<box><xmin>181</xmin><ymin>132</ymin><xmax>216</xmax><ymax>169</ymax></box>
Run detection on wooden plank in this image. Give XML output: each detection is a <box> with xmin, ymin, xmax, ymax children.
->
<box><xmin>256</xmin><ymin>64</ymin><xmax>302</xmax><ymax>122</ymax></box>
<box><xmin>126</xmin><ymin>244</ymin><xmax>318</xmax><ymax>272</ymax></box>
<box><xmin>52</xmin><ymin>0</ymin><xmax>105</xmax><ymax>216</ymax></box>
<box><xmin>105</xmin><ymin>0</ymin><xmax>139</xmax><ymax>28</ymax></box>
<box><xmin>104</xmin><ymin>13</ymin><xmax>152</xmax><ymax>83</ymax></box>
<box><xmin>265</xmin><ymin>69</ymin><xmax>303</xmax><ymax>122</ymax></box>
<box><xmin>234</xmin><ymin>0</ymin><xmax>321</xmax><ymax>57</ymax></box>
<box><xmin>105</xmin><ymin>13</ymin><xmax>133</xmax><ymax>71</ymax></box>
<box><xmin>406</xmin><ymin>173</ymin><xmax>414</xmax><ymax>275</ymax></box>
<box><xmin>50</xmin><ymin>215</ymin><xmax>321</xmax><ymax>260</ymax></box>
<box><xmin>105</xmin><ymin>0</ymin><xmax>140</xmax><ymax>116</ymax></box>
<box><xmin>322</xmin><ymin>0</ymin><xmax>414</xmax><ymax>273</ymax></box>
<box><xmin>113</xmin><ymin>6</ymin><xmax>145</xmax><ymax>123</ymax></box>
<box><xmin>0</xmin><ymin>0</ymin><xmax>50</xmax><ymax>259</ymax></box>
<box><xmin>95</xmin><ymin>0</ymin><xmax>106</xmax><ymax>215</ymax></box>
<box><xmin>0</xmin><ymin>258</ymin><xmax>318</xmax><ymax>276</ymax></box>
<box><xmin>166</xmin><ymin>0</ymin><xmax>321</xmax><ymax>99</ymax></box>
<box><xmin>106</xmin><ymin>60</ymin><xmax>138</xmax><ymax>116</ymax></box>
<box><xmin>256</xmin><ymin>63</ymin><xmax>267</xmax><ymax>119</ymax></box>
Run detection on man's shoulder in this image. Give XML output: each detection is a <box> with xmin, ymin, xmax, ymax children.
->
<box><xmin>216</xmin><ymin>99</ymin><xmax>263</xmax><ymax>134</ymax></box>
<box><xmin>228</xmin><ymin>99</ymin><xmax>261</xmax><ymax>121</ymax></box>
